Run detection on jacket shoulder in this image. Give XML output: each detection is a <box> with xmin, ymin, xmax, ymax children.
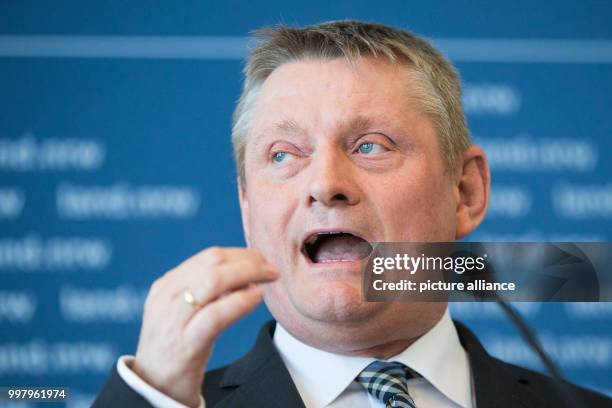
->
<box><xmin>454</xmin><ymin>320</ymin><xmax>612</xmax><ymax>408</ymax></box>
<box><xmin>493</xmin><ymin>356</ymin><xmax>611</xmax><ymax>407</ymax></box>
<box><xmin>202</xmin><ymin>365</ymin><xmax>235</xmax><ymax>406</ymax></box>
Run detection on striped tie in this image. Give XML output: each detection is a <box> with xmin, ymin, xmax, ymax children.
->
<box><xmin>356</xmin><ymin>360</ymin><xmax>421</xmax><ymax>408</ymax></box>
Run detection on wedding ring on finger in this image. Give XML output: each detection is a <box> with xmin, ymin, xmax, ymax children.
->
<box><xmin>183</xmin><ymin>289</ymin><xmax>204</xmax><ymax>309</ymax></box>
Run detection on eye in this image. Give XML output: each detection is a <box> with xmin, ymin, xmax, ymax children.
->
<box><xmin>357</xmin><ymin>142</ymin><xmax>387</xmax><ymax>155</ymax></box>
<box><xmin>272</xmin><ymin>151</ymin><xmax>293</xmax><ymax>163</ymax></box>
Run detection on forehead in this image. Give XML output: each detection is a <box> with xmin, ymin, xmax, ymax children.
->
<box><xmin>249</xmin><ymin>56</ymin><xmax>424</xmax><ymax>135</ymax></box>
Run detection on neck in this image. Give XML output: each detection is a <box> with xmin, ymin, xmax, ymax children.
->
<box><xmin>344</xmin><ymin>337</ymin><xmax>419</xmax><ymax>359</ymax></box>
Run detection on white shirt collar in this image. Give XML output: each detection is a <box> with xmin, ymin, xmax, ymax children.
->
<box><xmin>273</xmin><ymin>308</ymin><xmax>472</xmax><ymax>408</ymax></box>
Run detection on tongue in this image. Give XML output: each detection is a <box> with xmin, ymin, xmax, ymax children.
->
<box><xmin>314</xmin><ymin>234</ymin><xmax>372</xmax><ymax>262</ymax></box>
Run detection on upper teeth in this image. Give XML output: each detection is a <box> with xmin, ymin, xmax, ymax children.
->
<box><xmin>305</xmin><ymin>235</ymin><xmax>318</xmax><ymax>245</ymax></box>
<box><xmin>305</xmin><ymin>232</ymin><xmax>344</xmax><ymax>245</ymax></box>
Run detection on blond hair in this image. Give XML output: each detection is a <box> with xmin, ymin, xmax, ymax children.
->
<box><xmin>232</xmin><ymin>20</ymin><xmax>471</xmax><ymax>184</ymax></box>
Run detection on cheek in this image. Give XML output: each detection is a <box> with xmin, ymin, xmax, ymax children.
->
<box><xmin>245</xmin><ymin>184</ymin><xmax>298</xmax><ymax>259</ymax></box>
<box><xmin>249</xmin><ymin>200</ymin><xmax>282</xmax><ymax>244</ymax></box>
<box><xmin>375</xmin><ymin>169</ymin><xmax>456</xmax><ymax>241</ymax></box>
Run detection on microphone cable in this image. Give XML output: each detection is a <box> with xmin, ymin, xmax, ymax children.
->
<box><xmin>495</xmin><ymin>297</ymin><xmax>588</xmax><ymax>408</ymax></box>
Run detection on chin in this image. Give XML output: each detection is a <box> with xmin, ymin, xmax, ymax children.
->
<box><xmin>289</xmin><ymin>280</ymin><xmax>386</xmax><ymax>323</ymax></box>
<box><xmin>265</xmin><ymin>280</ymin><xmax>444</xmax><ymax>354</ymax></box>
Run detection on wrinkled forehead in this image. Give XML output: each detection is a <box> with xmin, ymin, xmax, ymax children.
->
<box><xmin>246</xmin><ymin>57</ymin><xmax>427</xmax><ymax>144</ymax></box>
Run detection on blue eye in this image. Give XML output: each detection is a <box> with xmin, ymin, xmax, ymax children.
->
<box><xmin>358</xmin><ymin>143</ymin><xmax>374</xmax><ymax>154</ymax></box>
<box><xmin>358</xmin><ymin>142</ymin><xmax>389</xmax><ymax>155</ymax></box>
<box><xmin>273</xmin><ymin>151</ymin><xmax>288</xmax><ymax>162</ymax></box>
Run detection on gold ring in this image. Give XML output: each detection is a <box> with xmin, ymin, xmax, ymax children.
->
<box><xmin>183</xmin><ymin>289</ymin><xmax>203</xmax><ymax>309</ymax></box>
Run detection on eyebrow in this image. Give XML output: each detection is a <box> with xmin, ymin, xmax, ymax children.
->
<box><xmin>340</xmin><ymin>115</ymin><xmax>375</xmax><ymax>136</ymax></box>
<box><xmin>256</xmin><ymin>115</ymin><xmax>377</xmax><ymax>141</ymax></box>
<box><xmin>252</xmin><ymin>119</ymin><xmax>304</xmax><ymax>146</ymax></box>
<box><xmin>274</xmin><ymin>118</ymin><xmax>302</xmax><ymax>134</ymax></box>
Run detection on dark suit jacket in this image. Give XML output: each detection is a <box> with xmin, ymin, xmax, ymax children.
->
<box><xmin>93</xmin><ymin>320</ymin><xmax>611</xmax><ymax>407</ymax></box>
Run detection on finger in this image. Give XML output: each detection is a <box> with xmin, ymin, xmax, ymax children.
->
<box><xmin>157</xmin><ymin>247</ymin><xmax>274</xmax><ymax>299</ymax></box>
<box><xmin>164</xmin><ymin>255</ymin><xmax>277</xmax><ymax>309</ymax></box>
<box><xmin>186</xmin><ymin>258</ymin><xmax>277</xmax><ymax>306</ymax></box>
<box><xmin>182</xmin><ymin>284</ymin><xmax>264</xmax><ymax>349</ymax></box>
<box><xmin>187</xmin><ymin>247</ymin><xmax>268</xmax><ymax>269</ymax></box>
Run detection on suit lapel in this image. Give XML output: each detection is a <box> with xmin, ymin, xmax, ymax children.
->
<box><xmin>215</xmin><ymin>321</ymin><xmax>306</xmax><ymax>408</ymax></box>
<box><xmin>454</xmin><ymin>321</ymin><xmax>544</xmax><ymax>408</ymax></box>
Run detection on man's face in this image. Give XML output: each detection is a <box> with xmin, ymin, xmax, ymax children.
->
<box><xmin>239</xmin><ymin>57</ymin><xmax>457</xmax><ymax>349</ymax></box>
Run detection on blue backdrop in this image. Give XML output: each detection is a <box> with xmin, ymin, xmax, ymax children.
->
<box><xmin>1</xmin><ymin>1</ymin><xmax>611</xmax><ymax>407</ymax></box>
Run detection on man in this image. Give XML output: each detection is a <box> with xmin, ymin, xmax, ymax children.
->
<box><xmin>93</xmin><ymin>20</ymin><xmax>610</xmax><ymax>407</ymax></box>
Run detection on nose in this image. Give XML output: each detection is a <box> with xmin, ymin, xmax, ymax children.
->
<box><xmin>306</xmin><ymin>144</ymin><xmax>361</xmax><ymax>208</ymax></box>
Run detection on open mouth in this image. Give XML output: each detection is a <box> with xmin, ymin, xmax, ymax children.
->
<box><xmin>302</xmin><ymin>232</ymin><xmax>373</xmax><ymax>263</ymax></box>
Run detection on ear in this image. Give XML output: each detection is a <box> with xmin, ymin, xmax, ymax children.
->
<box><xmin>455</xmin><ymin>145</ymin><xmax>490</xmax><ymax>239</ymax></box>
<box><xmin>238</xmin><ymin>179</ymin><xmax>252</xmax><ymax>247</ymax></box>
